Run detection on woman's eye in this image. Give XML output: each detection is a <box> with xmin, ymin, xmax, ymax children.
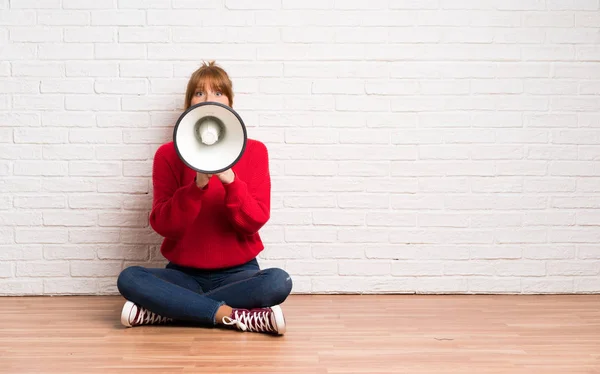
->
<box><xmin>195</xmin><ymin>92</ymin><xmax>203</xmax><ymax>96</ymax></box>
<box><xmin>215</xmin><ymin>91</ymin><xmax>222</xmax><ymax>96</ymax></box>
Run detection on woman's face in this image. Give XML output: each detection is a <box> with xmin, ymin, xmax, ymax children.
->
<box><xmin>190</xmin><ymin>83</ymin><xmax>230</xmax><ymax>107</ymax></box>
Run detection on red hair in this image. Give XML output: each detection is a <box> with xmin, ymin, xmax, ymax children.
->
<box><xmin>184</xmin><ymin>61</ymin><xmax>233</xmax><ymax>109</ymax></box>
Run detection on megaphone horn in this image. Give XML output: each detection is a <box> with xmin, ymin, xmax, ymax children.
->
<box><xmin>173</xmin><ymin>102</ymin><xmax>247</xmax><ymax>174</ymax></box>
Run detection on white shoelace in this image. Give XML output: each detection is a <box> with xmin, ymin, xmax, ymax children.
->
<box><xmin>222</xmin><ymin>309</ymin><xmax>276</xmax><ymax>333</ymax></box>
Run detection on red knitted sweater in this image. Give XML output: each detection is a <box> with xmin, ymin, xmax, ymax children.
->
<box><xmin>149</xmin><ymin>139</ymin><xmax>270</xmax><ymax>269</ymax></box>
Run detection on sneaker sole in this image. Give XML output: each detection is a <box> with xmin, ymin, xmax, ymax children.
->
<box><xmin>120</xmin><ymin>300</ymin><xmax>135</xmax><ymax>328</ymax></box>
<box><xmin>270</xmin><ymin>305</ymin><xmax>286</xmax><ymax>335</ymax></box>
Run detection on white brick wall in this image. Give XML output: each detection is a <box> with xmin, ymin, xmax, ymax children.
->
<box><xmin>1</xmin><ymin>0</ymin><xmax>599</xmax><ymax>295</ymax></box>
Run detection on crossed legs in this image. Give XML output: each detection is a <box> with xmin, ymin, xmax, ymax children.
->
<box><xmin>116</xmin><ymin>263</ymin><xmax>293</xmax><ymax>334</ymax></box>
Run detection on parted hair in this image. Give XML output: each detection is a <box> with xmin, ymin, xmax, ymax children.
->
<box><xmin>184</xmin><ymin>60</ymin><xmax>234</xmax><ymax>109</ymax></box>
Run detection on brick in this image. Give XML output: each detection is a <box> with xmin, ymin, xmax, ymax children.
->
<box><xmin>95</xmin><ymin>43</ymin><xmax>146</xmax><ymax>59</ymax></box>
<box><xmin>97</xmin><ymin>178</ymin><xmax>148</xmax><ymax>193</ymax></box>
<box><xmin>151</xmin><ymin>44</ymin><xmax>256</xmax><ymax>61</ymax></box>
<box><xmin>43</xmin><ymin>178</ymin><xmax>95</xmax><ymax>193</ymax></box>
<box><xmin>15</xmin><ymin>229</ymin><xmax>68</xmax><ymax>244</ymax></box>
<box><xmin>523</xmin><ymin>212</ymin><xmax>576</xmax><ymax>226</ymax></box>
<box><xmin>338</xmin><ymin>194</ymin><xmax>389</xmax><ymax>209</ymax></box>
<box><xmin>119</xmin><ymin>0</ymin><xmax>170</xmax><ymax>8</ymax></box>
<box><xmin>523</xmin><ymin>245</ymin><xmax>576</xmax><ymax>259</ymax></box>
<box><xmin>39</xmin><ymin>43</ymin><xmax>94</xmax><ymax>60</ymax></box>
<box><xmin>44</xmin><ymin>279</ymin><xmax>98</xmax><ymax>295</ymax></box>
<box><xmin>69</xmin><ymin>129</ymin><xmax>122</xmax><ymax>144</ymax></box>
<box><xmin>417</xmin><ymin>213</ymin><xmax>468</xmax><ymax>228</ymax></box>
<box><xmin>575</xmin><ymin>12</ymin><xmax>600</xmax><ymax>26</ymax></box>
<box><xmin>11</xmin><ymin>0</ymin><xmax>60</xmax><ymax>8</ymax></box>
<box><xmin>0</xmin><ymin>144</ymin><xmax>41</xmax><ymax>159</ymax></box>
<box><xmin>91</xmin><ymin>10</ymin><xmax>145</xmax><ymax>26</ymax></box>
<box><xmin>284</xmin><ymin>228</ymin><xmax>337</xmax><ymax>243</ymax></box>
<box><xmin>95</xmin><ymin>145</ymin><xmax>149</xmax><ymax>160</ymax></box>
<box><xmin>69</xmin><ymin>162</ymin><xmax>121</xmax><ymax>177</ymax></box>
<box><xmin>313</xmin><ymin>210</ymin><xmax>364</xmax><ymax>226</ymax></box>
<box><xmin>0</xmin><ymin>245</ymin><xmax>42</xmax><ymax>260</ymax></box>
<box><xmin>69</xmin><ymin>229</ymin><xmax>120</xmax><ymax>244</ymax></box>
<box><xmin>70</xmin><ymin>261</ymin><xmax>122</xmax><ymax>277</ymax></box>
<box><xmin>95</xmin><ymin>79</ymin><xmax>147</xmax><ymax>94</ymax></box>
<box><xmin>120</xmin><ymin>62</ymin><xmax>172</xmax><ymax>77</ymax></box>
<box><xmin>524</xmin><ymin>12</ymin><xmax>574</xmax><ymax>27</ymax></box>
<box><xmin>283</xmin><ymin>195</ymin><xmax>336</xmax><ymax>208</ymax></box>
<box><xmin>553</xmin><ymin>63</ymin><xmax>600</xmax><ymax>79</ymax></box>
<box><xmin>338</xmin><ymin>162</ymin><xmax>389</xmax><ymax>177</ymax></box>
<box><xmin>10</xmin><ymin>27</ymin><xmax>61</xmax><ymax>42</ymax></box>
<box><xmin>286</xmin><ymin>260</ymin><xmax>337</xmax><ymax>275</ymax></box>
<box><xmin>64</xmin><ymin>27</ymin><xmax>115</xmax><ymax>42</ymax></box>
<box><xmin>469</xmin><ymin>277</ymin><xmax>522</xmax><ymax>293</ymax></box>
<box><xmin>282</xmin><ymin>0</ymin><xmax>333</xmax><ymax>9</ymax></box>
<box><xmin>121</xmin><ymin>96</ymin><xmax>180</xmax><ymax>111</ymax></box>
<box><xmin>415</xmin><ymin>277</ymin><xmax>468</xmax><ymax>293</ymax></box>
<box><xmin>418</xmin><ymin>177</ymin><xmax>467</xmax><ymax>193</ymax></box>
<box><xmin>43</xmin><ymin>145</ymin><xmax>93</xmax><ymax>160</ymax></box>
<box><xmin>14</xmin><ymin>195</ymin><xmax>65</xmax><ymax>209</ymax></box>
<box><xmin>41</xmin><ymin>79</ymin><xmax>94</xmax><ymax>94</ymax></box>
<box><xmin>0</xmin><ymin>10</ymin><xmax>35</xmax><ymax>25</ymax></box>
<box><xmin>14</xmin><ymin>128</ymin><xmax>68</xmax><ymax>144</ymax></box>
<box><xmin>43</xmin><ymin>211</ymin><xmax>97</xmax><ymax>227</ymax></box>
<box><xmin>66</xmin><ymin>62</ymin><xmax>118</xmax><ymax>77</ymax></box>
<box><xmin>12</xmin><ymin>61</ymin><xmax>65</xmax><ymax>77</ymax></box>
<box><xmin>97</xmin><ymin>244</ymin><xmax>149</xmax><ymax>260</ymax></box>
<box><xmin>37</xmin><ymin>11</ymin><xmax>89</xmax><ymax>25</ymax></box>
<box><xmin>311</xmin><ymin>244</ymin><xmax>363</xmax><ymax>259</ymax></box>
<box><xmin>123</xmin><ymin>161</ymin><xmax>151</xmax><ymax>177</ymax></box>
<box><xmin>14</xmin><ymin>161</ymin><xmax>68</xmax><ymax>176</ymax></box>
<box><xmin>547</xmin><ymin>0</ymin><xmax>599</xmax><ymax>10</ymax></box>
<box><xmin>16</xmin><ymin>261</ymin><xmax>69</xmax><ymax>277</ymax></box>
<box><xmin>98</xmin><ymin>212</ymin><xmax>146</xmax><ymax>228</ymax></box>
<box><xmin>96</xmin><ymin>112</ymin><xmax>150</xmax><ymax>128</ymax></box>
<box><xmin>122</xmin><ymin>128</ymin><xmax>171</xmax><ymax>144</ymax></box>
<box><xmin>338</xmin><ymin>260</ymin><xmax>390</xmax><ymax>276</ymax></box>
<box><xmin>68</xmin><ymin>194</ymin><xmax>123</xmax><ymax>209</ymax></box>
<box><xmin>549</xmin><ymin>228</ymin><xmax>600</xmax><ymax>243</ymax></box>
<box><xmin>0</xmin><ymin>280</ymin><xmax>43</xmax><ymax>295</ymax></box>
<box><xmin>0</xmin><ymin>178</ymin><xmax>41</xmax><ymax>193</ymax></box>
<box><xmin>0</xmin><ymin>228</ymin><xmax>13</xmax><ymax>244</ymax></box>
<box><xmin>270</xmin><ymin>210</ymin><xmax>312</xmax><ymax>225</ymax></box>
<box><xmin>522</xmin><ymin>278</ymin><xmax>574</xmax><ymax>293</ymax></box>
<box><xmin>13</xmin><ymin>95</ymin><xmax>64</xmax><ymax>111</ymax></box>
<box><xmin>63</xmin><ymin>0</ymin><xmax>116</xmax><ymax>9</ymax></box>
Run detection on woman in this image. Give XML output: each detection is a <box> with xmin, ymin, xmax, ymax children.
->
<box><xmin>116</xmin><ymin>61</ymin><xmax>292</xmax><ymax>335</ymax></box>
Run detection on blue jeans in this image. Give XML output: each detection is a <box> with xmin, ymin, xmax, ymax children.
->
<box><xmin>116</xmin><ymin>258</ymin><xmax>293</xmax><ymax>326</ymax></box>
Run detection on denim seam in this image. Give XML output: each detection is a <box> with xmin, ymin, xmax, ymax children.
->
<box><xmin>204</xmin><ymin>269</ymin><xmax>265</xmax><ymax>297</ymax></box>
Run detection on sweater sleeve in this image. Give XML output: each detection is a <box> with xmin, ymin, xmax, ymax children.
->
<box><xmin>149</xmin><ymin>149</ymin><xmax>206</xmax><ymax>239</ymax></box>
<box><xmin>222</xmin><ymin>142</ymin><xmax>271</xmax><ymax>235</ymax></box>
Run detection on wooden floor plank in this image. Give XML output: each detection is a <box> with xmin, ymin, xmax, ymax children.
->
<box><xmin>0</xmin><ymin>295</ymin><xmax>599</xmax><ymax>373</ymax></box>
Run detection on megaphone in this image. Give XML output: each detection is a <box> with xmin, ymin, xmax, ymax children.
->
<box><xmin>173</xmin><ymin>102</ymin><xmax>247</xmax><ymax>174</ymax></box>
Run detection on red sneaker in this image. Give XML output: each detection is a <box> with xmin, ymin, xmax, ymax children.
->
<box><xmin>222</xmin><ymin>305</ymin><xmax>286</xmax><ymax>335</ymax></box>
<box><xmin>120</xmin><ymin>300</ymin><xmax>172</xmax><ymax>328</ymax></box>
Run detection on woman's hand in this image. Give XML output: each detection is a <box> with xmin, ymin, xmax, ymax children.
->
<box><xmin>216</xmin><ymin>169</ymin><xmax>235</xmax><ymax>184</ymax></box>
<box><xmin>195</xmin><ymin>172</ymin><xmax>212</xmax><ymax>189</ymax></box>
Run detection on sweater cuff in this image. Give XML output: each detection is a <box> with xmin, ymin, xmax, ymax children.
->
<box><xmin>222</xmin><ymin>176</ymin><xmax>247</xmax><ymax>203</ymax></box>
<box><xmin>188</xmin><ymin>179</ymin><xmax>209</xmax><ymax>199</ymax></box>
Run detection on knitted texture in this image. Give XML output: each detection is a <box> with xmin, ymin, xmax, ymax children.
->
<box><xmin>149</xmin><ymin>139</ymin><xmax>270</xmax><ymax>269</ymax></box>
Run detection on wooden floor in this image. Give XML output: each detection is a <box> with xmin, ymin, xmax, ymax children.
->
<box><xmin>1</xmin><ymin>295</ymin><xmax>599</xmax><ymax>373</ymax></box>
